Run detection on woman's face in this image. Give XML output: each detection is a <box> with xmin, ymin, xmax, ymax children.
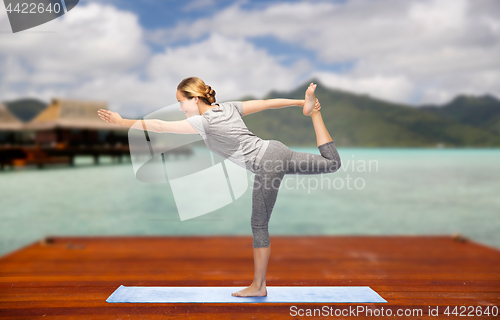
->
<box><xmin>176</xmin><ymin>90</ymin><xmax>199</xmax><ymax>118</ymax></box>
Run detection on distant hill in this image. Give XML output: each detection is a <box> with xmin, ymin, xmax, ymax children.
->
<box><xmin>3</xmin><ymin>98</ymin><xmax>47</xmax><ymax>122</ymax></box>
<box><xmin>1</xmin><ymin>97</ymin><xmax>136</xmax><ymax>124</ymax></box>
<box><xmin>241</xmin><ymin>79</ymin><xmax>500</xmax><ymax>147</ymax></box>
<box><xmin>420</xmin><ymin>95</ymin><xmax>500</xmax><ymax>135</ymax></box>
<box><xmin>3</xmin><ymin>83</ymin><xmax>500</xmax><ymax>147</ymax></box>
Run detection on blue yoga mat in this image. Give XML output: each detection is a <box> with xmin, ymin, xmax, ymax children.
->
<box><xmin>106</xmin><ymin>285</ymin><xmax>387</xmax><ymax>303</ymax></box>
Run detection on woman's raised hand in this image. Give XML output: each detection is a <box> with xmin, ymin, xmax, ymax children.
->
<box><xmin>314</xmin><ymin>98</ymin><xmax>321</xmax><ymax>111</ymax></box>
<box><xmin>98</xmin><ymin>109</ymin><xmax>123</xmax><ymax>126</ymax></box>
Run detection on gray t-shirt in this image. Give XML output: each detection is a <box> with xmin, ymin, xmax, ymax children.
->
<box><xmin>186</xmin><ymin>101</ymin><xmax>270</xmax><ymax>172</ymax></box>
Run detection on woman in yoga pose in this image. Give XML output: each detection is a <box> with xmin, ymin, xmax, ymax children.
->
<box><xmin>98</xmin><ymin>77</ymin><xmax>341</xmax><ymax>297</ymax></box>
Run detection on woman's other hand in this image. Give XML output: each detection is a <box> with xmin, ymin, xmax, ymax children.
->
<box><xmin>98</xmin><ymin>109</ymin><xmax>123</xmax><ymax>126</ymax></box>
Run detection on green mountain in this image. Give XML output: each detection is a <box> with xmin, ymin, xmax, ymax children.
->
<box><xmin>2</xmin><ymin>98</ymin><xmax>136</xmax><ymax>123</ymax></box>
<box><xmin>3</xmin><ymin>98</ymin><xmax>47</xmax><ymax>122</ymax></box>
<box><xmin>241</xmin><ymin>79</ymin><xmax>500</xmax><ymax>147</ymax></box>
<box><xmin>4</xmin><ymin>82</ymin><xmax>500</xmax><ymax>147</ymax></box>
<box><xmin>420</xmin><ymin>95</ymin><xmax>500</xmax><ymax>135</ymax></box>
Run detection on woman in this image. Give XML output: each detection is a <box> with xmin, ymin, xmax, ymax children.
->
<box><xmin>98</xmin><ymin>77</ymin><xmax>341</xmax><ymax>297</ymax></box>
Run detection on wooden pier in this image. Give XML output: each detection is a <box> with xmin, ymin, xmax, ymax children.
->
<box><xmin>0</xmin><ymin>145</ymin><xmax>131</xmax><ymax>169</ymax></box>
<box><xmin>0</xmin><ymin>145</ymin><xmax>193</xmax><ymax>170</ymax></box>
<box><xmin>0</xmin><ymin>235</ymin><xmax>499</xmax><ymax>319</ymax></box>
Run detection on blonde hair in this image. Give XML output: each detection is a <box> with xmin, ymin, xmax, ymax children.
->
<box><xmin>177</xmin><ymin>77</ymin><xmax>216</xmax><ymax>105</ymax></box>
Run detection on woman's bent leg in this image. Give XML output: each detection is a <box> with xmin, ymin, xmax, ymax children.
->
<box><xmin>285</xmin><ymin>140</ymin><xmax>341</xmax><ymax>175</ymax></box>
<box><xmin>282</xmin><ymin>108</ymin><xmax>341</xmax><ymax>175</ymax></box>
<box><xmin>311</xmin><ymin>109</ymin><xmax>333</xmax><ymax>147</ymax></box>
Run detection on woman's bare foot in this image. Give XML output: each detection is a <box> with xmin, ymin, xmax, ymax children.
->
<box><xmin>231</xmin><ymin>283</ymin><xmax>267</xmax><ymax>297</ymax></box>
<box><xmin>303</xmin><ymin>83</ymin><xmax>319</xmax><ymax>116</ymax></box>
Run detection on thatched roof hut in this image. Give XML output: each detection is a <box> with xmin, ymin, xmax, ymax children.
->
<box><xmin>0</xmin><ymin>103</ymin><xmax>24</xmax><ymax>131</ymax></box>
<box><xmin>24</xmin><ymin>98</ymin><xmax>128</xmax><ymax>131</ymax></box>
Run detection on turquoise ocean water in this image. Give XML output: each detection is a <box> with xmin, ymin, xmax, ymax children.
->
<box><xmin>1</xmin><ymin>147</ymin><xmax>499</xmax><ymax>257</ymax></box>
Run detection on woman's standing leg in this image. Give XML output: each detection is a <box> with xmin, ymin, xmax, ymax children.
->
<box><xmin>231</xmin><ymin>141</ymin><xmax>290</xmax><ymax>297</ymax></box>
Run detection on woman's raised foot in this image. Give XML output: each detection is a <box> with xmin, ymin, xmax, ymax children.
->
<box><xmin>303</xmin><ymin>83</ymin><xmax>319</xmax><ymax>116</ymax></box>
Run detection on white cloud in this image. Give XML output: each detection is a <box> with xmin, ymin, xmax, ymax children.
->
<box><xmin>146</xmin><ymin>33</ymin><xmax>311</xmax><ymax>102</ymax></box>
<box><xmin>409</xmin><ymin>0</ymin><xmax>467</xmax><ymax>30</ymax></box>
<box><xmin>1</xmin><ymin>0</ymin><xmax>499</xmax><ymax>110</ymax></box>
<box><xmin>0</xmin><ymin>2</ymin><xmax>156</xmax><ymax>115</ymax></box>
<box><xmin>0</xmin><ymin>2</ymin><xmax>149</xmax><ymax>78</ymax></box>
<box><xmin>0</xmin><ymin>2</ymin><xmax>309</xmax><ymax>116</ymax></box>
<box><xmin>0</xmin><ymin>56</ymin><xmax>30</xmax><ymax>83</ymax></box>
<box><xmin>155</xmin><ymin>0</ymin><xmax>500</xmax><ymax>104</ymax></box>
<box><xmin>313</xmin><ymin>72</ymin><xmax>414</xmax><ymax>103</ymax></box>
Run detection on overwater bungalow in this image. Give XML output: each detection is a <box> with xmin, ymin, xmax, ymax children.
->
<box><xmin>1</xmin><ymin>98</ymin><xmax>130</xmax><ymax>169</ymax></box>
<box><xmin>0</xmin><ymin>103</ymin><xmax>26</xmax><ymax>145</ymax></box>
<box><xmin>23</xmin><ymin>97</ymin><xmax>128</xmax><ymax>148</ymax></box>
<box><xmin>0</xmin><ymin>97</ymin><xmax>193</xmax><ymax>169</ymax></box>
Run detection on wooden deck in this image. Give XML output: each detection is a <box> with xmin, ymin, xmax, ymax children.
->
<box><xmin>1</xmin><ymin>235</ymin><xmax>499</xmax><ymax>319</ymax></box>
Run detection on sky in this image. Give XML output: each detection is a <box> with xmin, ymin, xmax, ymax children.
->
<box><xmin>0</xmin><ymin>0</ymin><xmax>499</xmax><ymax>117</ymax></box>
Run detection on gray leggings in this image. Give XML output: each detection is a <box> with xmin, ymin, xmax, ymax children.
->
<box><xmin>251</xmin><ymin>140</ymin><xmax>342</xmax><ymax>248</ymax></box>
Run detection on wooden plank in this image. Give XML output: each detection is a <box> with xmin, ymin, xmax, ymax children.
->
<box><xmin>0</xmin><ymin>235</ymin><xmax>499</xmax><ymax>319</ymax></box>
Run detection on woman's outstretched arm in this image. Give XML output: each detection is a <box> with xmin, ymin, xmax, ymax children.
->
<box><xmin>98</xmin><ymin>109</ymin><xmax>197</xmax><ymax>134</ymax></box>
<box><xmin>241</xmin><ymin>99</ymin><xmax>305</xmax><ymax>116</ymax></box>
